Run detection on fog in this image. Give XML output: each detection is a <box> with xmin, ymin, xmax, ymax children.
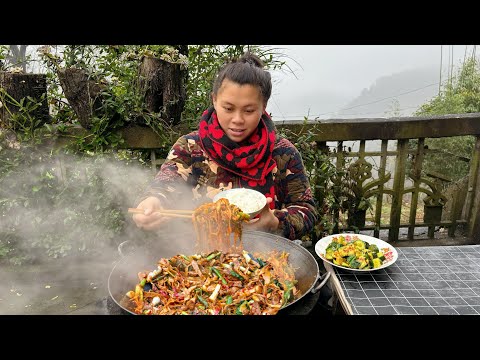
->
<box><xmin>0</xmin><ymin>147</ymin><xmax>199</xmax><ymax>314</ymax></box>
<box><xmin>267</xmin><ymin>45</ymin><xmax>474</xmax><ymax>120</ymax></box>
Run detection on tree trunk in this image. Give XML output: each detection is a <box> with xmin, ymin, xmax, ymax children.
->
<box><xmin>57</xmin><ymin>67</ymin><xmax>103</xmax><ymax>129</ymax></box>
<box><xmin>137</xmin><ymin>55</ymin><xmax>187</xmax><ymax>126</ymax></box>
<box><xmin>0</xmin><ymin>71</ymin><xmax>50</xmax><ymax>129</ymax></box>
<box><xmin>137</xmin><ymin>56</ymin><xmax>163</xmax><ymax>114</ymax></box>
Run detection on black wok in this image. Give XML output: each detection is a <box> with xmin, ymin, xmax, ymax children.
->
<box><xmin>108</xmin><ymin>230</ymin><xmax>330</xmax><ymax>315</ymax></box>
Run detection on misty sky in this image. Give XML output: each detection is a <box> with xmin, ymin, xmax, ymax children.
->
<box><xmin>266</xmin><ymin>45</ymin><xmax>474</xmax><ymax>120</ymax></box>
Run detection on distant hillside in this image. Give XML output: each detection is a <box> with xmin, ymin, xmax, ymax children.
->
<box><xmin>336</xmin><ymin>67</ymin><xmax>440</xmax><ymax>118</ymax></box>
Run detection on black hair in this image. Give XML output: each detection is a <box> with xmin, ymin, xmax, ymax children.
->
<box><xmin>212</xmin><ymin>52</ymin><xmax>272</xmax><ymax>104</ymax></box>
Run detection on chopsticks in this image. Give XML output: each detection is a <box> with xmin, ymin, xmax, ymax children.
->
<box><xmin>128</xmin><ymin>208</ymin><xmax>193</xmax><ymax>219</ymax></box>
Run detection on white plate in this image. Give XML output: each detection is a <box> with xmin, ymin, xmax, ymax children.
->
<box><xmin>315</xmin><ymin>233</ymin><xmax>398</xmax><ymax>272</ymax></box>
<box><xmin>212</xmin><ymin>188</ymin><xmax>266</xmax><ymax>218</ymax></box>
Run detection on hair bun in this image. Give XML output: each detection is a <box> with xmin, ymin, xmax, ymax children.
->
<box><xmin>240</xmin><ymin>52</ymin><xmax>264</xmax><ymax>68</ymax></box>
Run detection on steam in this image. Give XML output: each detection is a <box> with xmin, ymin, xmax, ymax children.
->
<box><xmin>0</xmin><ymin>149</ymin><xmax>199</xmax><ymax>314</ymax></box>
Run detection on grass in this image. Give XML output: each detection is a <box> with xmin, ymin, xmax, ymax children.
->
<box><xmin>365</xmin><ymin>198</ymin><xmax>426</xmax><ymax>226</ymax></box>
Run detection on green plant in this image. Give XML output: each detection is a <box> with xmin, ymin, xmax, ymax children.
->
<box><xmin>183</xmin><ymin>45</ymin><xmax>295</xmax><ymax>126</ymax></box>
<box><xmin>33</xmin><ymin>45</ymin><xmax>294</xmax><ymax>156</ymax></box>
<box><xmin>341</xmin><ymin>166</ymin><xmax>374</xmax><ymax>213</ymax></box>
<box><xmin>277</xmin><ymin>118</ymin><xmax>348</xmax><ymax>241</ymax></box>
<box><xmin>36</xmin><ymin>45</ymin><xmax>188</xmax><ymax>153</ymax></box>
<box><xmin>0</xmin><ymin>141</ymin><xmax>153</xmax><ymax>265</ymax></box>
<box><xmin>0</xmin><ymin>88</ymin><xmax>47</xmax><ymax>143</ymax></box>
<box><xmin>413</xmin><ymin>56</ymin><xmax>480</xmax><ymax>182</ymax></box>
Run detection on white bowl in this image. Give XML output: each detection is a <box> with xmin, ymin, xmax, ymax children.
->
<box><xmin>212</xmin><ymin>188</ymin><xmax>267</xmax><ymax>218</ymax></box>
<box><xmin>315</xmin><ymin>233</ymin><xmax>398</xmax><ymax>272</ymax></box>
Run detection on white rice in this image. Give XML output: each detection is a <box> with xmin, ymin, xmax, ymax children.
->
<box><xmin>220</xmin><ymin>189</ymin><xmax>265</xmax><ymax>214</ymax></box>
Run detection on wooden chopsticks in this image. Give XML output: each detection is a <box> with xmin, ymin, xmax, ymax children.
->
<box><xmin>128</xmin><ymin>208</ymin><xmax>193</xmax><ymax>219</ymax></box>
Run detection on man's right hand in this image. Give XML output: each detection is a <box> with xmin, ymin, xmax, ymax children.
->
<box><xmin>132</xmin><ymin>196</ymin><xmax>169</xmax><ymax>231</ymax></box>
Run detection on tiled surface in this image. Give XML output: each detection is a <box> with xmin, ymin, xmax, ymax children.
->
<box><xmin>333</xmin><ymin>245</ymin><xmax>480</xmax><ymax>315</ymax></box>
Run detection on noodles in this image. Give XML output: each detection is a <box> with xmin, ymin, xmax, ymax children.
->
<box><xmin>125</xmin><ymin>249</ymin><xmax>299</xmax><ymax>315</ymax></box>
<box><xmin>124</xmin><ymin>198</ymin><xmax>300</xmax><ymax>315</ymax></box>
<box><xmin>192</xmin><ymin>198</ymin><xmax>250</xmax><ymax>253</ymax></box>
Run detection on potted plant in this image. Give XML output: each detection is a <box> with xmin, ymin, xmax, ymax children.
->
<box><xmin>339</xmin><ymin>158</ymin><xmax>390</xmax><ymax>230</ymax></box>
<box><xmin>423</xmin><ymin>196</ymin><xmax>446</xmax><ymax>224</ymax></box>
<box><xmin>345</xmin><ymin>196</ymin><xmax>373</xmax><ymax>228</ymax></box>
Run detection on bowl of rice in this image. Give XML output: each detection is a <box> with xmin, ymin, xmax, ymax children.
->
<box><xmin>212</xmin><ymin>188</ymin><xmax>267</xmax><ymax>218</ymax></box>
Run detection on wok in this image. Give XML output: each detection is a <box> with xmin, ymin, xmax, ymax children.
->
<box><xmin>108</xmin><ymin>230</ymin><xmax>330</xmax><ymax>315</ymax></box>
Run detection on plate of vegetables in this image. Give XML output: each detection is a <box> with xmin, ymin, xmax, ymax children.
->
<box><xmin>315</xmin><ymin>233</ymin><xmax>398</xmax><ymax>272</ymax></box>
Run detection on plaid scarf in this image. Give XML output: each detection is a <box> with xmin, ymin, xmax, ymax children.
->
<box><xmin>198</xmin><ymin>107</ymin><xmax>277</xmax><ymax>202</ymax></box>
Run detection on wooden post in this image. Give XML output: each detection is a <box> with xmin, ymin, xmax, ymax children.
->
<box><xmin>407</xmin><ymin>138</ymin><xmax>425</xmax><ymax>240</ymax></box>
<box><xmin>333</xmin><ymin>141</ymin><xmax>344</xmax><ymax>233</ymax></box>
<box><xmin>468</xmin><ymin>136</ymin><xmax>480</xmax><ymax>243</ymax></box>
<box><xmin>389</xmin><ymin>139</ymin><xmax>408</xmax><ymax>243</ymax></box>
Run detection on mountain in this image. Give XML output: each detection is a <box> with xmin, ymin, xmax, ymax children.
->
<box><xmin>336</xmin><ymin>67</ymin><xmax>440</xmax><ymax>119</ymax></box>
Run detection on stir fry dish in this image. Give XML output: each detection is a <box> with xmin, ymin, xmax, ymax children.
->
<box><xmin>193</xmin><ymin>197</ymin><xmax>250</xmax><ymax>253</ymax></box>
<box><xmin>125</xmin><ymin>249</ymin><xmax>299</xmax><ymax>315</ymax></box>
<box><xmin>324</xmin><ymin>234</ymin><xmax>394</xmax><ymax>269</ymax></box>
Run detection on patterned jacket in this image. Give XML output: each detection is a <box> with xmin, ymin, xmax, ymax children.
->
<box><xmin>143</xmin><ymin>131</ymin><xmax>318</xmax><ymax>240</ymax></box>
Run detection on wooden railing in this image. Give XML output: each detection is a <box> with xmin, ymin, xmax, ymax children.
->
<box><xmin>57</xmin><ymin>113</ymin><xmax>480</xmax><ymax>245</ymax></box>
<box><xmin>274</xmin><ymin>113</ymin><xmax>480</xmax><ymax>244</ymax></box>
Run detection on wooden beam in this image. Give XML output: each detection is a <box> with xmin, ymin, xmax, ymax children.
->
<box><xmin>275</xmin><ymin>113</ymin><xmax>480</xmax><ymax>141</ymax></box>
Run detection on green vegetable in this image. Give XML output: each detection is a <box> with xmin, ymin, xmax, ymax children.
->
<box><xmin>368</xmin><ymin>244</ymin><xmax>379</xmax><ymax>253</ymax></box>
<box><xmin>372</xmin><ymin>258</ymin><xmax>382</xmax><ymax>268</ymax></box>
<box><xmin>326</xmin><ymin>241</ymin><xmax>342</xmax><ymax>251</ymax></box>
<box><xmin>353</xmin><ymin>240</ymin><xmax>366</xmax><ymax>250</ymax></box>
<box><xmin>281</xmin><ymin>280</ymin><xmax>295</xmax><ymax>306</ymax></box>
<box><xmin>226</xmin><ymin>295</ymin><xmax>233</xmax><ymax>304</ymax></box>
<box><xmin>151</xmin><ymin>273</ymin><xmax>166</xmax><ymax>282</ymax></box>
<box><xmin>325</xmin><ymin>248</ymin><xmax>334</xmax><ymax>260</ymax></box>
<box><xmin>247</xmin><ymin>253</ymin><xmax>263</xmax><ymax>267</ymax></box>
<box><xmin>230</xmin><ymin>270</ymin><xmax>244</xmax><ymax>281</ymax></box>
<box><xmin>272</xmin><ymin>279</ymin><xmax>284</xmax><ymax>290</ymax></box>
<box><xmin>236</xmin><ymin>300</ymin><xmax>249</xmax><ymax>315</ymax></box>
<box><xmin>197</xmin><ymin>295</ymin><xmax>209</xmax><ymax>308</ymax></box>
<box><xmin>206</xmin><ymin>252</ymin><xmax>221</xmax><ymax>261</ymax></box>
<box><xmin>359</xmin><ymin>261</ymin><xmax>368</xmax><ymax>269</ymax></box>
<box><xmin>350</xmin><ymin>260</ymin><xmax>361</xmax><ymax>269</ymax></box>
<box><xmin>211</xmin><ymin>266</ymin><xmax>228</xmax><ymax>285</ymax></box>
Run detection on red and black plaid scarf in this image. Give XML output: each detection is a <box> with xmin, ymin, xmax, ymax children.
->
<box><xmin>198</xmin><ymin>107</ymin><xmax>277</xmax><ymax>202</ymax></box>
